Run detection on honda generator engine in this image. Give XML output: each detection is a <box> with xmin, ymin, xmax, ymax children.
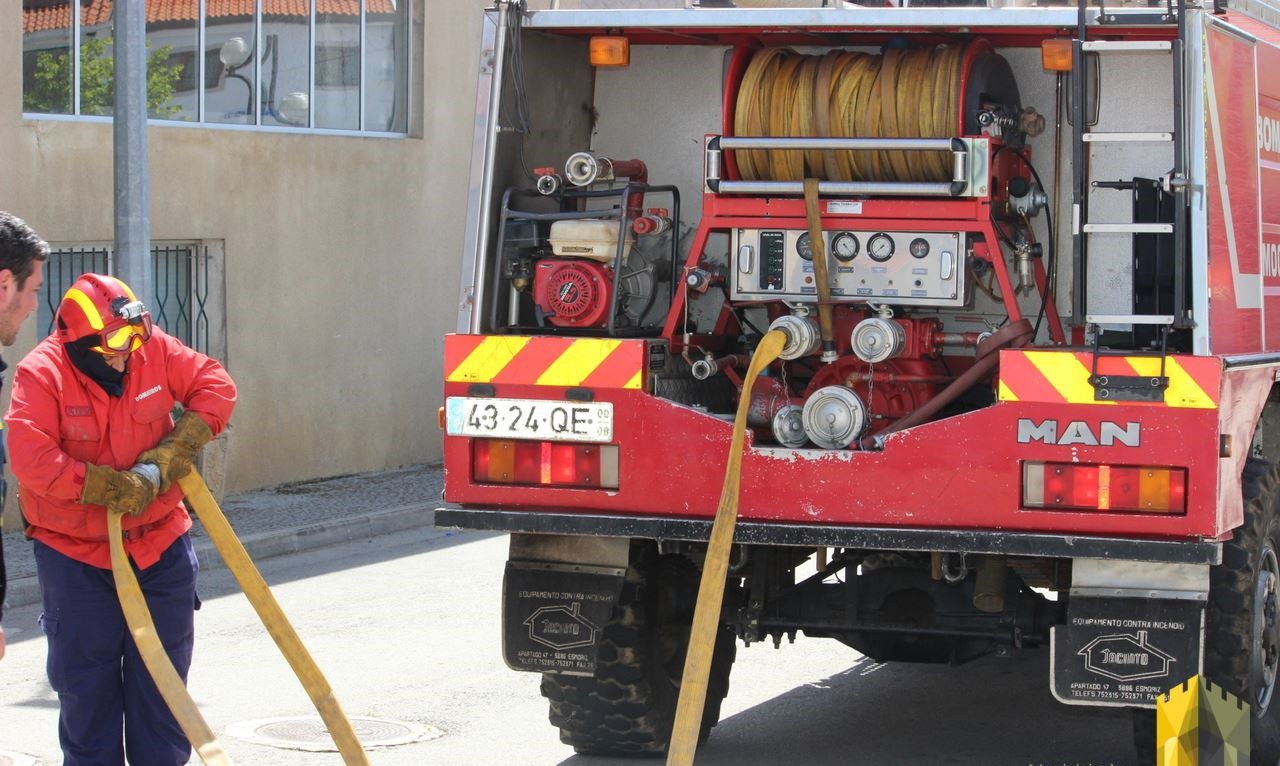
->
<box><xmin>532</xmin><ymin>219</ymin><xmax>632</xmax><ymax>329</ymax></box>
<box><xmin>534</xmin><ymin>258</ymin><xmax>615</xmax><ymax>329</ymax></box>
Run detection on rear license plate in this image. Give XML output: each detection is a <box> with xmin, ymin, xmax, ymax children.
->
<box><xmin>445</xmin><ymin>397</ymin><xmax>614</xmax><ymax>443</ymax></box>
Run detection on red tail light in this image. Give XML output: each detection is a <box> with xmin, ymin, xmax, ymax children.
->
<box><xmin>472</xmin><ymin>439</ymin><xmax>618</xmax><ymax>489</ymax></box>
<box><xmin>1023</xmin><ymin>462</ymin><xmax>1186</xmax><ymax>514</ymax></box>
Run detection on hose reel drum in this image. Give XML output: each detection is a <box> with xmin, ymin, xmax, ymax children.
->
<box><xmin>728</xmin><ymin>40</ymin><xmax>1035</xmax><ymax>185</ymax></box>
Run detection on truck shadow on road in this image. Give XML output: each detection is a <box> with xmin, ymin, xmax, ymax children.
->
<box><xmin>558</xmin><ymin>650</ymin><xmax>1138</xmax><ymax>766</ymax></box>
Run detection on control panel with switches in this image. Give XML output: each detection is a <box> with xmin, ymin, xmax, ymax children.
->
<box><xmin>730</xmin><ymin>228</ymin><xmax>968</xmax><ymax>308</ymax></box>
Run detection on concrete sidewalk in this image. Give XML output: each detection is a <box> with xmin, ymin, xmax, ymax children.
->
<box><xmin>1</xmin><ymin>463</ymin><xmax>446</xmax><ymax>612</ymax></box>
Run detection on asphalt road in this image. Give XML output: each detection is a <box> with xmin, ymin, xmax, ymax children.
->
<box><xmin>0</xmin><ymin>526</ymin><xmax>1140</xmax><ymax>765</ymax></box>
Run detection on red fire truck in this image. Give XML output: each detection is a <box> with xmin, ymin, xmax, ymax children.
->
<box><xmin>437</xmin><ymin>0</ymin><xmax>1280</xmax><ymax>759</ymax></box>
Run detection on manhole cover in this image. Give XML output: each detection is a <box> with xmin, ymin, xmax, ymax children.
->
<box><xmin>0</xmin><ymin>752</ymin><xmax>39</xmax><ymax>766</ymax></box>
<box><xmin>225</xmin><ymin>716</ymin><xmax>442</xmax><ymax>752</ymax></box>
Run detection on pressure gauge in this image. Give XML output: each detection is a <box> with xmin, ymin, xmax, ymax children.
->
<box><xmin>909</xmin><ymin>237</ymin><xmax>930</xmax><ymax>259</ymax></box>
<box><xmin>832</xmin><ymin>232</ymin><xmax>859</xmax><ymax>262</ymax></box>
<box><xmin>796</xmin><ymin>232</ymin><xmax>814</xmax><ymax>261</ymax></box>
<box><xmin>867</xmin><ymin>233</ymin><xmax>895</xmax><ymax>262</ymax></box>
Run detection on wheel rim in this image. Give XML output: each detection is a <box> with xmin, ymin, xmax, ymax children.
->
<box><xmin>1252</xmin><ymin>544</ymin><xmax>1280</xmax><ymax>714</ymax></box>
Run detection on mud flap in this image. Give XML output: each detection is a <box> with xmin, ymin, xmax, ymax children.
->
<box><xmin>501</xmin><ymin>561</ymin><xmax>626</xmax><ymax>676</ymax></box>
<box><xmin>1050</xmin><ymin>596</ymin><xmax>1203</xmax><ymax>708</ymax></box>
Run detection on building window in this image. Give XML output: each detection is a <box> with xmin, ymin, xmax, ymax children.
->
<box><xmin>39</xmin><ymin>242</ymin><xmax>226</xmax><ymax>361</ymax></box>
<box><xmin>21</xmin><ymin>0</ymin><xmax>411</xmax><ymax>135</ymax></box>
<box><xmin>317</xmin><ymin>45</ymin><xmax>361</xmax><ymax>88</ymax></box>
<box><xmin>172</xmin><ymin>49</ymin><xmax>224</xmax><ymax>94</ymax></box>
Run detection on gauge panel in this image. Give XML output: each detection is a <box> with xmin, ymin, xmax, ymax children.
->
<box><xmin>832</xmin><ymin>232</ymin><xmax>859</xmax><ymax>262</ymax></box>
<box><xmin>730</xmin><ymin>228</ymin><xmax>965</xmax><ymax>307</ymax></box>
<box><xmin>867</xmin><ymin>233</ymin><xmax>895</xmax><ymax>262</ymax></box>
<box><xmin>796</xmin><ymin>232</ymin><xmax>813</xmax><ymax>261</ymax></box>
<box><xmin>909</xmin><ymin>237</ymin><xmax>930</xmax><ymax>259</ymax></box>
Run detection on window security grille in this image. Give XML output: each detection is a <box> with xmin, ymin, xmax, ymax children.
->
<box><xmin>39</xmin><ymin>242</ymin><xmax>215</xmax><ymax>357</ymax></box>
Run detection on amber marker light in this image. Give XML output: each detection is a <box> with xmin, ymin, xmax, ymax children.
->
<box><xmin>590</xmin><ymin>36</ymin><xmax>630</xmax><ymax>68</ymax></box>
<box><xmin>1041</xmin><ymin>39</ymin><xmax>1073</xmax><ymax>72</ymax></box>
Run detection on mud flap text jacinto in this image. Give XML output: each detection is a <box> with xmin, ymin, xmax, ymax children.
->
<box><xmin>502</xmin><ymin>561</ymin><xmax>625</xmax><ymax>676</ymax></box>
<box><xmin>1050</xmin><ymin>596</ymin><xmax>1204</xmax><ymax>707</ymax></box>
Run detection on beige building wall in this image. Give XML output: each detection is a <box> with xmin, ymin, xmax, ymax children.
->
<box><xmin>0</xmin><ymin>2</ymin><xmax>486</xmax><ymax>493</ymax></box>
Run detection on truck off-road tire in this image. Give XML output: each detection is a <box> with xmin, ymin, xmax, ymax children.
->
<box><xmin>1133</xmin><ymin>457</ymin><xmax>1280</xmax><ymax>764</ymax></box>
<box><xmin>540</xmin><ymin>545</ymin><xmax>736</xmax><ymax>756</ymax></box>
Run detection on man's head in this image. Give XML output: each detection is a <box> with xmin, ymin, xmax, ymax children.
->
<box><xmin>56</xmin><ymin>274</ymin><xmax>153</xmax><ymax>363</ymax></box>
<box><xmin>0</xmin><ymin>212</ymin><xmax>48</xmax><ymax>347</ymax></box>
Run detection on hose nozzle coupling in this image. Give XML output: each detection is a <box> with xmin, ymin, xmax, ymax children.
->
<box><xmin>691</xmin><ymin>354</ymin><xmax>749</xmax><ymax>380</ymax></box>
<box><xmin>535</xmin><ymin>172</ymin><xmax>562</xmax><ymax>196</ymax></box>
<box><xmin>129</xmin><ymin>462</ymin><xmax>161</xmax><ymax>488</ymax></box>
<box><xmin>768</xmin><ymin>314</ymin><xmax>821</xmax><ymax>361</ymax></box>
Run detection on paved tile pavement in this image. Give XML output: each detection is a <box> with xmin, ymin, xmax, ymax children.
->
<box><xmin>2</xmin><ymin>463</ymin><xmax>446</xmax><ymax>611</ymax></box>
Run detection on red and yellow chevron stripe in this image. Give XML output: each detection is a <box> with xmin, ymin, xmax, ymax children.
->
<box><xmin>445</xmin><ymin>335</ymin><xmax>646</xmax><ymax>390</ymax></box>
<box><xmin>997</xmin><ymin>350</ymin><xmax>1221</xmax><ymax>408</ymax></box>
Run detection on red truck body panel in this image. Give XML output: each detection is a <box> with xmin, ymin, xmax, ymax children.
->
<box><xmin>443</xmin><ymin>336</ymin><xmax>1271</xmax><ymax>541</ymax></box>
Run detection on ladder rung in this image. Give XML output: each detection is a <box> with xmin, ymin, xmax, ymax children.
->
<box><xmin>1081</xmin><ymin>40</ymin><xmax>1173</xmax><ymax>52</ymax></box>
<box><xmin>1083</xmin><ymin>223</ymin><xmax>1174</xmax><ymax>234</ymax></box>
<box><xmin>1082</xmin><ymin>132</ymin><xmax>1174</xmax><ymax>143</ymax></box>
<box><xmin>1086</xmin><ymin>314</ymin><xmax>1176</xmax><ymax>326</ymax></box>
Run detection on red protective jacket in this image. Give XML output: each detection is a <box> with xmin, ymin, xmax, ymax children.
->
<box><xmin>6</xmin><ymin>329</ymin><xmax>236</xmax><ymax>569</ymax></box>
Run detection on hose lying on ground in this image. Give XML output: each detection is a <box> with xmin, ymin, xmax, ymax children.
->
<box><xmin>108</xmin><ymin>469</ymin><xmax>371</xmax><ymax>766</ymax></box>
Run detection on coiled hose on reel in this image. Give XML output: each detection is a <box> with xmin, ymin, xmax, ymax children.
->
<box><xmin>733</xmin><ymin>41</ymin><xmax>992</xmax><ymax>183</ymax></box>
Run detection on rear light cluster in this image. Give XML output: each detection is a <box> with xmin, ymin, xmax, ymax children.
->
<box><xmin>1022</xmin><ymin>462</ymin><xmax>1187</xmax><ymax>514</ymax></box>
<box><xmin>472</xmin><ymin>439</ymin><xmax>619</xmax><ymax>489</ymax></box>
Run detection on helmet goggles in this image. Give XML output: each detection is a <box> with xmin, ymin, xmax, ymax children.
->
<box><xmin>94</xmin><ymin>296</ymin><xmax>153</xmax><ymax>354</ymax></box>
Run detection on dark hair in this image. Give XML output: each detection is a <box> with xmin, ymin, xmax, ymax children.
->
<box><xmin>0</xmin><ymin>212</ymin><xmax>49</xmax><ymax>290</ymax></box>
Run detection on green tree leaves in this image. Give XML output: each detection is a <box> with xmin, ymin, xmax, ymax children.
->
<box><xmin>24</xmin><ymin>37</ymin><xmax>186</xmax><ymax>119</ymax></box>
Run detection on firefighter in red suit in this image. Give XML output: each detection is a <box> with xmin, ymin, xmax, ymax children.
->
<box><xmin>6</xmin><ymin>273</ymin><xmax>236</xmax><ymax>766</ymax></box>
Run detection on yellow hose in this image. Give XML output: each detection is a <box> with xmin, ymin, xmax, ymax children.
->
<box><xmin>804</xmin><ymin>178</ymin><xmax>837</xmax><ymax>356</ymax></box>
<box><xmin>108</xmin><ymin>470</ymin><xmax>370</xmax><ymax>766</ymax></box>
<box><xmin>734</xmin><ymin>43</ymin><xmax>972</xmax><ymax>183</ymax></box>
<box><xmin>666</xmin><ymin>329</ymin><xmax>788</xmax><ymax>766</ymax></box>
<box><xmin>107</xmin><ymin>510</ymin><xmax>232</xmax><ymax>766</ymax></box>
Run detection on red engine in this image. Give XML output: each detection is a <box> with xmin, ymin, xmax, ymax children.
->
<box><xmin>534</xmin><ymin>259</ymin><xmax>615</xmax><ymax>328</ymax></box>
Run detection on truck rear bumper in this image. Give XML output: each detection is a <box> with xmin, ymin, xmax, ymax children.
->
<box><xmin>435</xmin><ymin>506</ymin><xmax>1222</xmax><ymax>565</ymax></box>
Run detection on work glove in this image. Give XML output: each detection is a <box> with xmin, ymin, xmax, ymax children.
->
<box><xmin>136</xmin><ymin>412</ymin><xmax>213</xmax><ymax>493</ymax></box>
<box><xmin>81</xmin><ymin>463</ymin><xmax>158</xmax><ymax>517</ymax></box>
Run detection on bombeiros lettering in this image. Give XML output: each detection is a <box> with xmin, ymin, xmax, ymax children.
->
<box><xmin>1260</xmin><ymin>114</ymin><xmax>1280</xmax><ymax>155</ymax></box>
<box><xmin>135</xmin><ymin>384</ymin><xmax>162</xmax><ymax>402</ymax></box>
<box><xmin>1266</xmin><ymin>240</ymin><xmax>1280</xmax><ymax>278</ymax></box>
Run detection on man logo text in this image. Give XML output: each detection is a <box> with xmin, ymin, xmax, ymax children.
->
<box><xmin>1016</xmin><ymin>419</ymin><xmax>1140</xmax><ymax>447</ymax></box>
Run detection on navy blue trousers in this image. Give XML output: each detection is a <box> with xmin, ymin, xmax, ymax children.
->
<box><xmin>35</xmin><ymin>535</ymin><xmax>199</xmax><ymax>766</ymax></box>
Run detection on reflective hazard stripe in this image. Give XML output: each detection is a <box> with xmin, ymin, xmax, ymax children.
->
<box><xmin>444</xmin><ymin>335</ymin><xmax>645</xmax><ymax>389</ymax></box>
<box><xmin>997</xmin><ymin>350</ymin><xmax>1220</xmax><ymax>408</ymax></box>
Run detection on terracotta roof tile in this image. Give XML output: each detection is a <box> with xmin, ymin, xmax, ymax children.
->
<box><xmin>24</xmin><ymin>0</ymin><xmax>396</xmax><ymax>35</ymax></box>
